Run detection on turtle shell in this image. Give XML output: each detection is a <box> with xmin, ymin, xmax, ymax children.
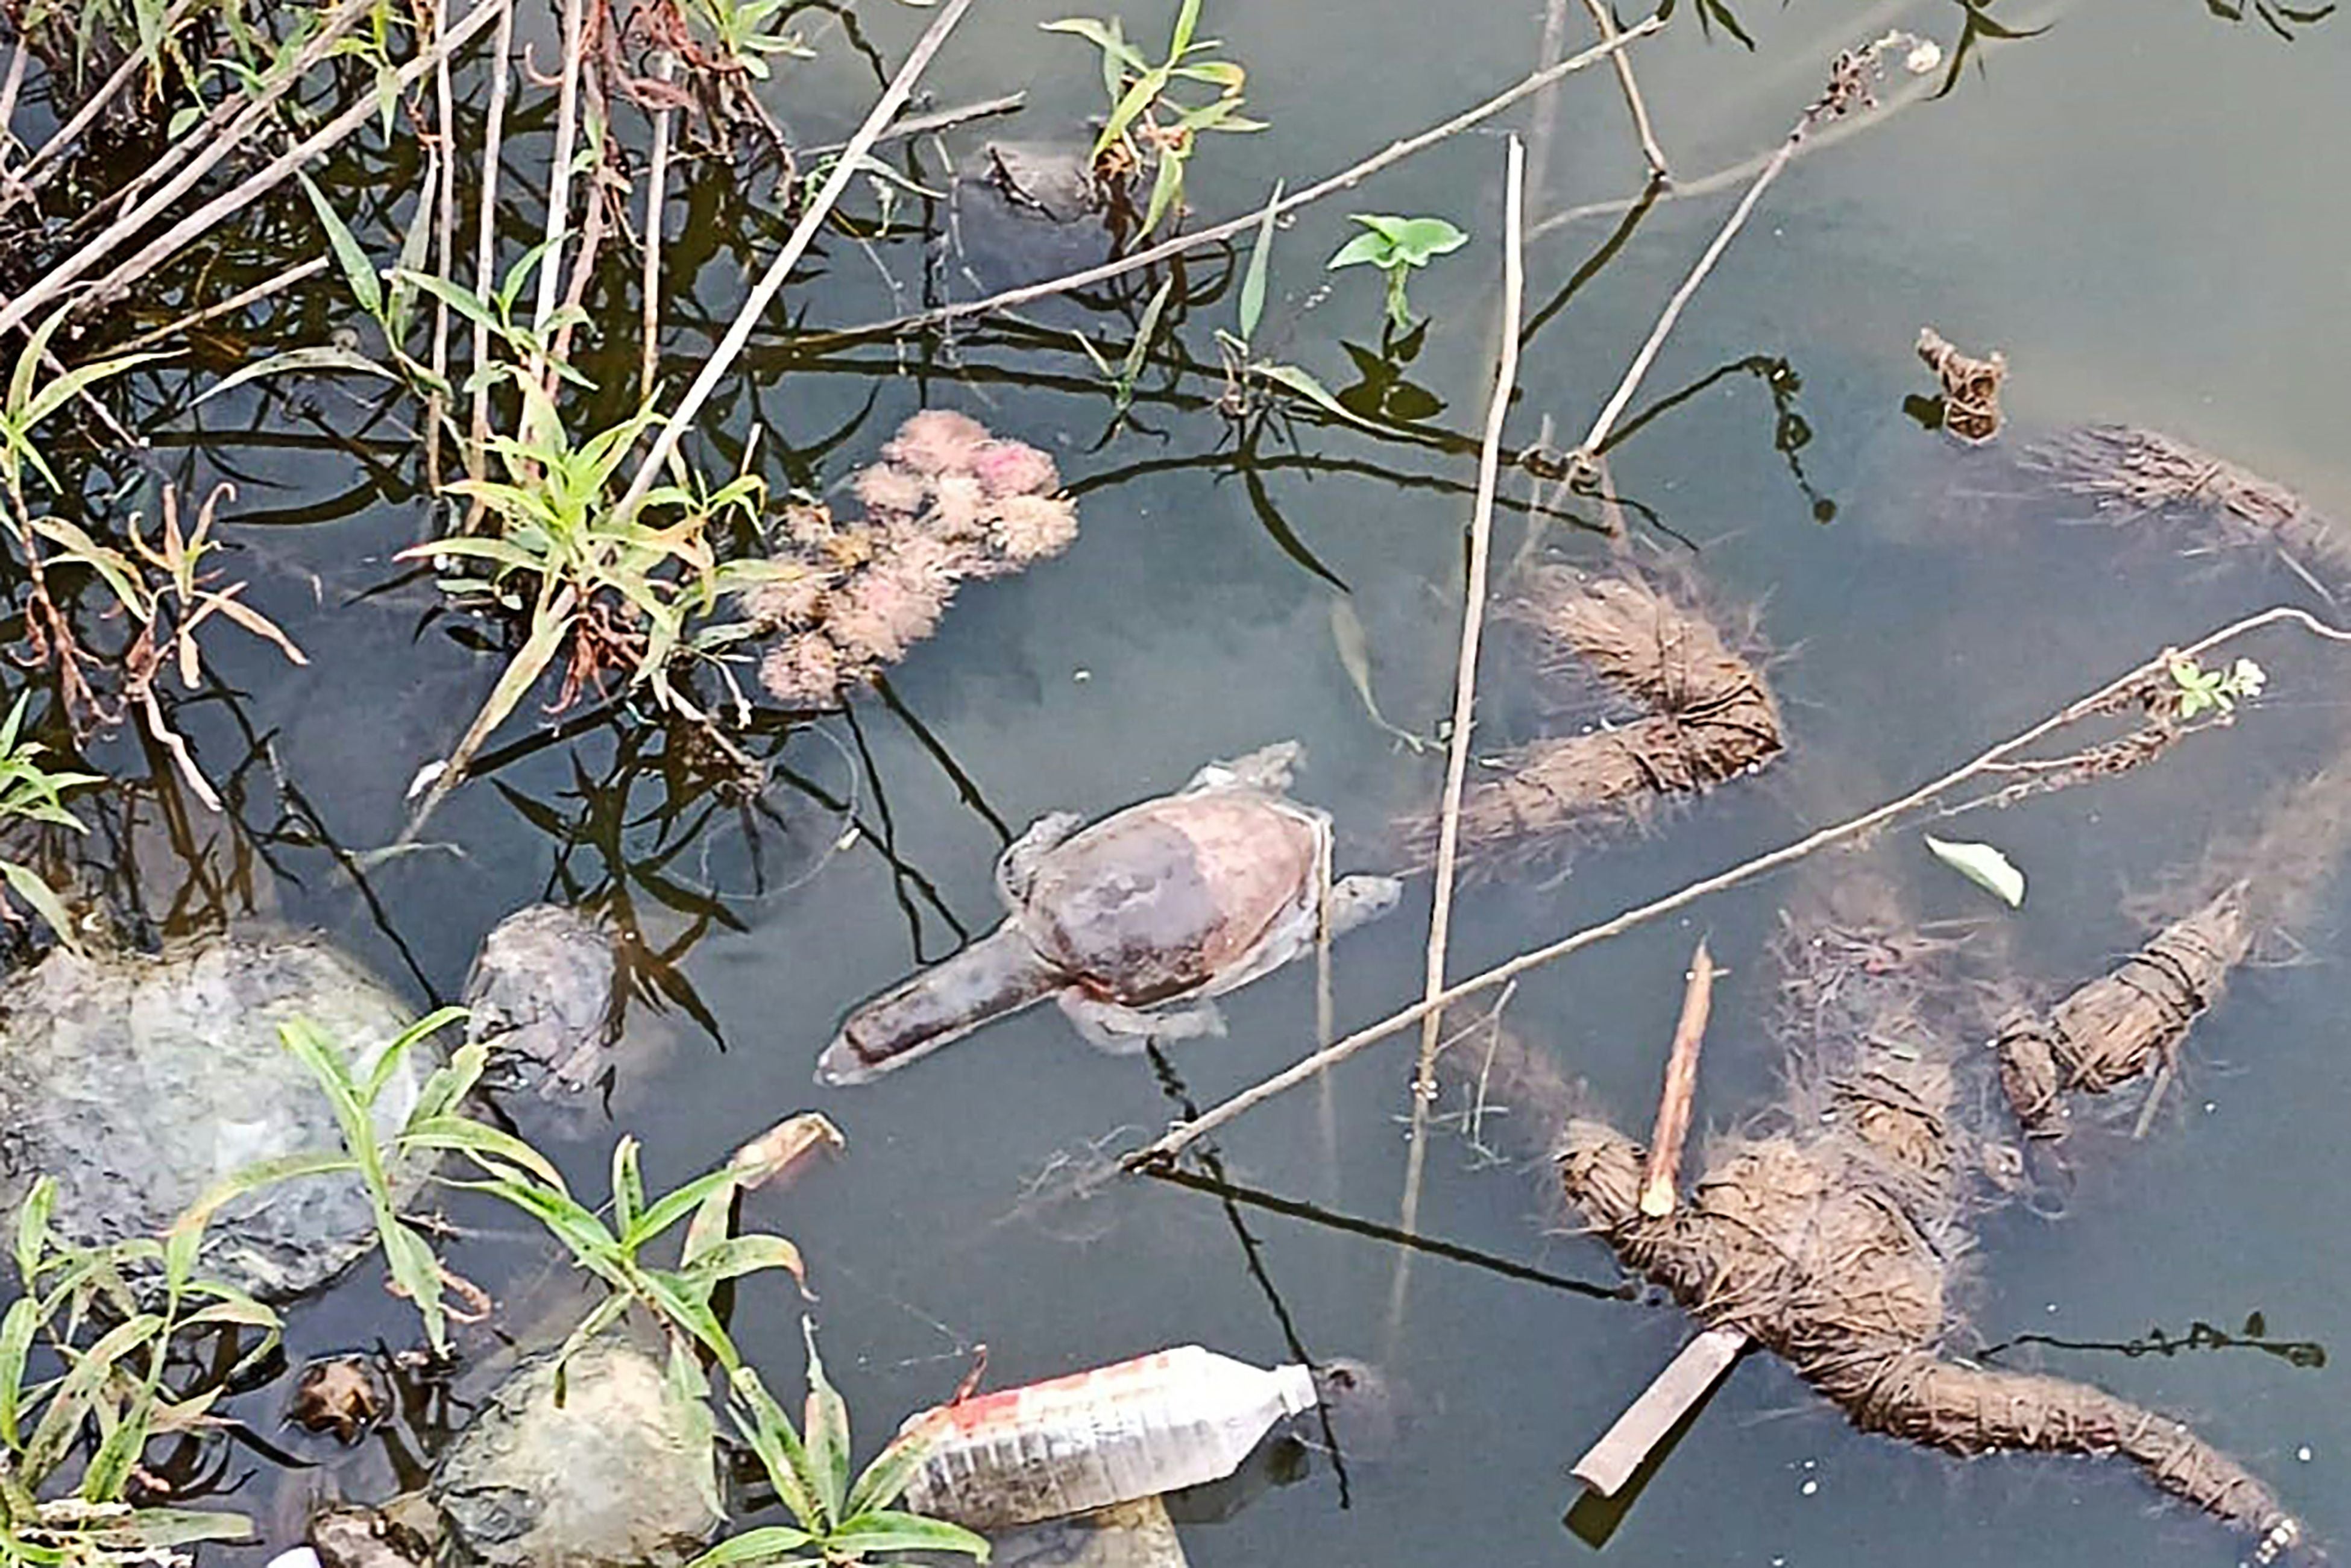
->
<box><xmin>1018</xmin><ymin>793</ymin><xmax>1321</xmax><ymax>1005</ymax></box>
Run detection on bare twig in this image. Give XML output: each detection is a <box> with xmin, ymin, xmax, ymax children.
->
<box><xmin>471</xmin><ymin>0</ymin><xmax>517</xmax><ymax>475</ymax></box>
<box><xmin>8</xmin><ymin>0</ymin><xmax>203</xmax><ymax>197</ymax></box>
<box><xmin>427</xmin><ymin>0</ymin><xmax>459</xmax><ymax>491</ymax></box>
<box><xmin>1640</xmin><ymin>939</ymin><xmax>1715</xmax><ymax>1217</ymax></box>
<box><xmin>44</xmin><ymin>0</ymin><xmax>504</xmax><ymax>330</ymax></box>
<box><xmin>1387</xmin><ymin>134</ymin><xmax>1528</xmax><ymax>1348</ymax></box>
<box><xmin>615</xmin><ymin>0</ymin><xmax>983</xmax><ymax>518</ymax></box>
<box><xmin>805</xmin><ymin>16</ymin><xmax>1663</xmax><ymax>346</ymax></box>
<box><xmin>0</xmin><ymin>0</ymin><xmax>380</xmax><ymax>335</ymax></box>
<box><xmin>1125</xmin><ymin>605</ymin><xmax>2351</xmax><ymax>1167</ymax></box>
<box><xmin>1579</xmin><ymin>0</ymin><xmax>1669</xmax><ymax>178</ymax></box>
<box><xmin>526</xmin><ymin>0</ymin><xmax>589</xmax><ymax>389</ymax></box>
<box><xmin>640</xmin><ymin>51</ymin><xmax>678</xmax><ymax>401</ymax></box>
<box><xmin>798</xmin><ymin>91</ymin><xmax>1027</xmax><ymax>159</ymax></box>
<box><xmin>117</xmin><ymin>258</ymin><xmax>332</xmax><ymax>354</ymax></box>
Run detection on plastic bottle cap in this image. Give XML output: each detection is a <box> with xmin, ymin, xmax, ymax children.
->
<box><xmin>1273</xmin><ymin>1362</ymin><xmax>1320</xmax><ymax>1417</ymax></box>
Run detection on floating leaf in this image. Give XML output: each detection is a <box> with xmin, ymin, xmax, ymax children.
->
<box><xmin>1924</xmin><ymin>834</ymin><xmax>2025</xmax><ymax>908</ymax></box>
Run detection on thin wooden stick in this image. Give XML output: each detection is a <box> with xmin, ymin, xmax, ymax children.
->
<box><xmin>797</xmin><ymin>91</ymin><xmax>1026</xmax><ymax>159</ymax></box>
<box><xmin>10</xmin><ymin>0</ymin><xmax>203</xmax><ymax>195</ymax></box>
<box><xmin>0</xmin><ymin>37</ymin><xmax>28</xmax><ymax>169</ymax></box>
<box><xmin>640</xmin><ymin>51</ymin><xmax>678</xmax><ymax>401</ymax></box>
<box><xmin>427</xmin><ymin>0</ymin><xmax>459</xmax><ymax>491</ymax></box>
<box><xmin>1388</xmin><ymin>134</ymin><xmax>1527</xmax><ymax>1349</ymax></box>
<box><xmin>470</xmin><ymin>0</ymin><xmax>517</xmax><ymax>476</ymax></box>
<box><xmin>803</xmin><ymin>17</ymin><xmax>1663</xmax><ymax>347</ymax></box>
<box><xmin>66</xmin><ymin>0</ymin><xmax>505</xmax><ymax>321</ymax></box>
<box><xmin>1125</xmin><ymin>605</ymin><xmax>2351</xmax><ymax>1168</ymax></box>
<box><xmin>614</xmin><ymin>0</ymin><xmax>981</xmax><ymax>518</ymax></box>
<box><xmin>0</xmin><ymin>0</ymin><xmax>380</xmax><ymax>336</ymax></box>
<box><xmin>116</xmin><ymin>257</ymin><xmax>330</xmax><ymax>354</ymax></box>
<box><xmin>526</xmin><ymin>0</ymin><xmax>588</xmax><ymax>388</ymax></box>
<box><xmin>1578</xmin><ymin>0</ymin><xmax>1669</xmax><ymax>178</ymax></box>
<box><xmin>1640</xmin><ymin>939</ymin><xmax>1714</xmax><ymax>1217</ymax></box>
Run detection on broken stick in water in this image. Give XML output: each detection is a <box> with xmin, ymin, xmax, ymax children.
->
<box><xmin>1570</xmin><ymin>1326</ymin><xmax>1747</xmax><ymax>1498</ymax></box>
<box><xmin>1639</xmin><ymin>940</ymin><xmax>1715</xmax><ymax>1218</ymax></box>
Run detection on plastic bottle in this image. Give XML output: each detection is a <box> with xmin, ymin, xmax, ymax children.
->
<box><xmin>893</xmin><ymin>1346</ymin><xmax>1321</xmax><ymax>1531</ymax></box>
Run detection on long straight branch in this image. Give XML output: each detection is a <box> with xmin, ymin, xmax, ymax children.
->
<box><xmin>70</xmin><ymin>0</ymin><xmax>506</xmax><ymax>318</ymax></box>
<box><xmin>639</xmin><ymin>52</ymin><xmax>677</xmax><ymax>401</ymax></box>
<box><xmin>1127</xmin><ymin>605</ymin><xmax>2351</xmax><ymax>1167</ymax></box>
<box><xmin>1386</xmin><ymin>133</ymin><xmax>1527</xmax><ymax>1350</ymax></box>
<box><xmin>804</xmin><ymin>15</ymin><xmax>1663</xmax><ymax>347</ymax></box>
<box><xmin>116</xmin><ymin>257</ymin><xmax>330</xmax><ymax>353</ymax></box>
<box><xmin>427</xmin><ymin>0</ymin><xmax>459</xmax><ymax>491</ymax></box>
<box><xmin>470</xmin><ymin>0</ymin><xmax>517</xmax><ymax>474</ymax></box>
<box><xmin>613</xmin><ymin>0</ymin><xmax>981</xmax><ymax>517</ymax></box>
<box><xmin>525</xmin><ymin>0</ymin><xmax>588</xmax><ymax>388</ymax></box>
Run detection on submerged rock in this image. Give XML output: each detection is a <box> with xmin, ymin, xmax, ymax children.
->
<box><xmin>462</xmin><ymin>903</ymin><xmax>621</xmax><ymax>1101</ymax></box>
<box><xmin>0</xmin><ymin>933</ymin><xmax>433</xmax><ymax>1300</ymax></box>
<box><xmin>431</xmin><ymin>1338</ymin><xmax>721</xmax><ymax>1568</ymax></box>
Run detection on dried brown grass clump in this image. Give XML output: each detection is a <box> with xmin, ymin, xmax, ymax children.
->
<box><xmin>1405</xmin><ymin>569</ymin><xmax>1783</xmax><ymax>864</ymax></box>
<box><xmin>2025</xmin><ymin>425</ymin><xmax>2351</xmax><ymax>593</ymax></box>
<box><xmin>1995</xmin><ymin>887</ymin><xmax>2250</xmax><ymax>1135</ymax></box>
<box><xmin>746</xmin><ymin>411</ymin><xmax>1079</xmax><ymax>708</ymax></box>
<box><xmin>1447</xmin><ymin>902</ymin><xmax>2302</xmax><ymax>1558</ymax></box>
<box><xmin>1997</xmin><ymin>762</ymin><xmax>2351</xmax><ymax>1136</ymax></box>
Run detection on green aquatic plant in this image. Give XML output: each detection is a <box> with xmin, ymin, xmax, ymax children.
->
<box><xmin>692</xmin><ymin>1324</ymin><xmax>990</xmax><ymax>1568</ymax></box>
<box><xmin>0</xmin><ymin>695</ymin><xmax>101</xmax><ymax>949</ymax></box>
<box><xmin>687</xmin><ymin>0</ymin><xmax>816</xmax><ymax>78</ymax></box>
<box><xmin>1209</xmin><ymin>185</ymin><xmax>1376</xmax><ymax>432</ymax></box>
<box><xmin>1043</xmin><ymin>0</ymin><xmax>1265</xmax><ymax>234</ymax></box>
<box><xmin>2167</xmin><ymin>654</ymin><xmax>2266</xmax><ymax>720</ymax></box>
<box><xmin>1</xmin><ymin>1180</ymin><xmax>281</xmax><ymax>1565</ymax></box>
<box><xmin>1326</xmin><ymin>214</ymin><xmax>1468</xmax><ymax>333</ymax></box>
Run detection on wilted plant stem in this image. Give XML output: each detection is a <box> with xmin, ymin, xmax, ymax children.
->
<box><xmin>1128</xmin><ymin>604</ymin><xmax>2351</xmax><ymax>1168</ymax></box>
<box><xmin>813</xmin><ymin>16</ymin><xmax>1661</xmax><ymax>344</ymax></box>
<box><xmin>1388</xmin><ymin>133</ymin><xmax>1527</xmax><ymax>1352</ymax></box>
<box><xmin>0</xmin><ymin>0</ymin><xmax>379</xmax><ymax>335</ymax></box>
<box><xmin>427</xmin><ymin>0</ymin><xmax>460</xmax><ymax>491</ymax></box>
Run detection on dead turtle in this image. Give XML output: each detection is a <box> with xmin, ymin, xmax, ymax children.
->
<box><xmin>818</xmin><ymin>742</ymin><xmax>1400</xmax><ymax>1085</ymax></box>
<box><xmin>949</xmin><ymin>137</ymin><xmax>1117</xmax><ymax>298</ymax></box>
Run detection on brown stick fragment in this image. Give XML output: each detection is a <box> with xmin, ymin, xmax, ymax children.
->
<box><xmin>1638</xmin><ymin>939</ymin><xmax>1714</xmax><ymax>1217</ymax></box>
<box><xmin>1570</xmin><ymin>1326</ymin><xmax>1745</xmax><ymax>1496</ymax></box>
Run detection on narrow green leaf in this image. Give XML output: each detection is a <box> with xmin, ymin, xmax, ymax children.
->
<box><xmin>844</xmin><ymin>1425</ymin><xmax>936</xmax><ymax>1518</ymax></box>
<box><xmin>382</xmin><ymin>1218</ymin><xmax>448</xmax><ymax>1352</ymax></box>
<box><xmin>1167</xmin><ymin>0</ymin><xmax>1202</xmax><ymax>57</ymax></box>
<box><xmin>192</xmin><ymin>344</ymin><xmax>403</xmax><ymax>407</ymax></box>
<box><xmin>684</xmin><ymin>1527</ymin><xmax>819</xmax><ymax>1568</ymax></box>
<box><xmin>0</xmin><ymin>860</ymin><xmax>80</xmax><ymax>951</ymax></box>
<box><xmin>625</xmin><ymin>1163</ymin><xmax>752</xmax><ymax>1249</ymax></box>
<box><xmin>799</xmin><ymin>1319</ymin><xmax>851</xmax><ymax>1525</ymax></box>
<box><xmin>826</xmin><ymin>1511</ymin><xmax>992</xmax><ymax>1560</ymax></box>
<box><xmin>296</xmin><ymin>169</ymin><xmax>384</xmax><ymax>322</ymax></box>
<box><xmin>0</xmin><ymin>1295</ymin><xmax>40</xmax><ymax>1446</ymax></box>
<box><xmin>1095</xmin><ymin>65</ymin><xmax>1168</xmax><ymax>156</ymax></box>
<box><xmin>1238</xmin><ymin>181</ymin><xmax>1283</xmax><ymax>344</ymax></box>
<box><xmin>612</xmin><ymin>1136</ymin><xmax>646</xmax><ymax>1238</ymax></box>
<box><xmin>1259</xmin><ymin>362</ymin><xmax>1386</xmax><ymax>432</ymax></box>
<box><xmin>728</xmin><ymin>1365</ymin><xmax>825</xmax><ymax>1532</ymax></box>
<box><xmin>1141</xmin><ymin>146</ymin><xmax>1185</xmax><ymax>235</ymax></box>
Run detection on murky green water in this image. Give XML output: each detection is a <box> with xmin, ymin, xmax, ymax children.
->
<box><xmin>35</xmin><ymin>0</ymin><xmax>2351</xmax><ymax>1560</ymax></box>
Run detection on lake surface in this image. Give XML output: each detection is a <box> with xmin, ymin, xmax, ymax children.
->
<box><xmin>41</xmin><ymin>0</ymin><xmax>2351</xmax><ymax>1560</ymax></box>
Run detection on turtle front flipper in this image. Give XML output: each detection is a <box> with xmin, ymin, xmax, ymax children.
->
<box><xmin>996</xmin><ymin>811</ymin><xmax>1087</xmax><ymax>910</ymax></box>
<box><xmin>818</xmin><ymin>925</ymin><xmax>1064</xmax><ymax>1085</ymax></box>
<box><xmin>1059</xmin><ymin>991</ymin><xmax>1227</xmax><ymax>1054</ymax></box>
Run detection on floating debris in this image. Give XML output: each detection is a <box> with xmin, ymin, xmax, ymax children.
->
<box><xmin>2026</xmin><ymin>424</ymin><xmax>2351</xmax><ymax>594</ymax></box>
<box><xmin>290</xmin><ymin>1355</ymin><xmax>392</xmax><ymax>1443</ymax></box>
<box><xmin>893</xmin><ymin>1346</ymin><xmax>1323</xmax><ymax>1532</ymax></box>
<box><xmin>1916</xmin><ymin>327</ymin><xmax>2006</xmax><ymax>444</ymax></box>
<box><xmin>746</xmin><ymin>411</ymin><xmax>1080</xmax><ymax>708</ymax></box>
<box><xmin>462</xmin><ymin>903</ymin><xmax>621</xmax><ymax>1105</ymax></box>
<box><xmin>1403</xmin><ymin>569</ymin><xmax>1783</xmax><ymax>866</ymax></box>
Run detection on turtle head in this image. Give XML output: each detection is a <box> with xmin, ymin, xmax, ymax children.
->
<box><xmin>816</xmin><ymin>926</ymin><xmax>1062</xmax><ymax>1086</ymax></box>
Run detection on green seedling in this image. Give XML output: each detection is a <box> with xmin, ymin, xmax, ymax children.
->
<box><xmin>687</xmin><ymin>0</ymin><xmax>814</xmax><ymax>78</ymax></box>
<box><xmin>2</xmin><ymin>1179</ymin><xmax>280</xmax><ymax>1565</ymax></box>
<box><xmin>2168</xmin><ymin>655</ymin><xmax>2265</xmax><ymax>720</ymax></box>
<box><xmin>1044</xmin><ymin>0</ymin><xmax>1265</xmax><ymax>235</ymax></box>
<box><xmin>691</xmin><ymin>1324</ymin><xmax>990</xmax><ymax>1568</ymax></box>
<box><xmin>1327</xmin><ymin>214</ymin><xmax>1468</xmax><ymax>333</ymax></box>
<box><xmin>1209</xmin><ymin>186</ymin><xmax>1381</xmax><ymax>433</ymax></box>
<box><xmin>0</xmin><ymin>694</ymin><xmax>100</xmax><ymax>950</ymax></box>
